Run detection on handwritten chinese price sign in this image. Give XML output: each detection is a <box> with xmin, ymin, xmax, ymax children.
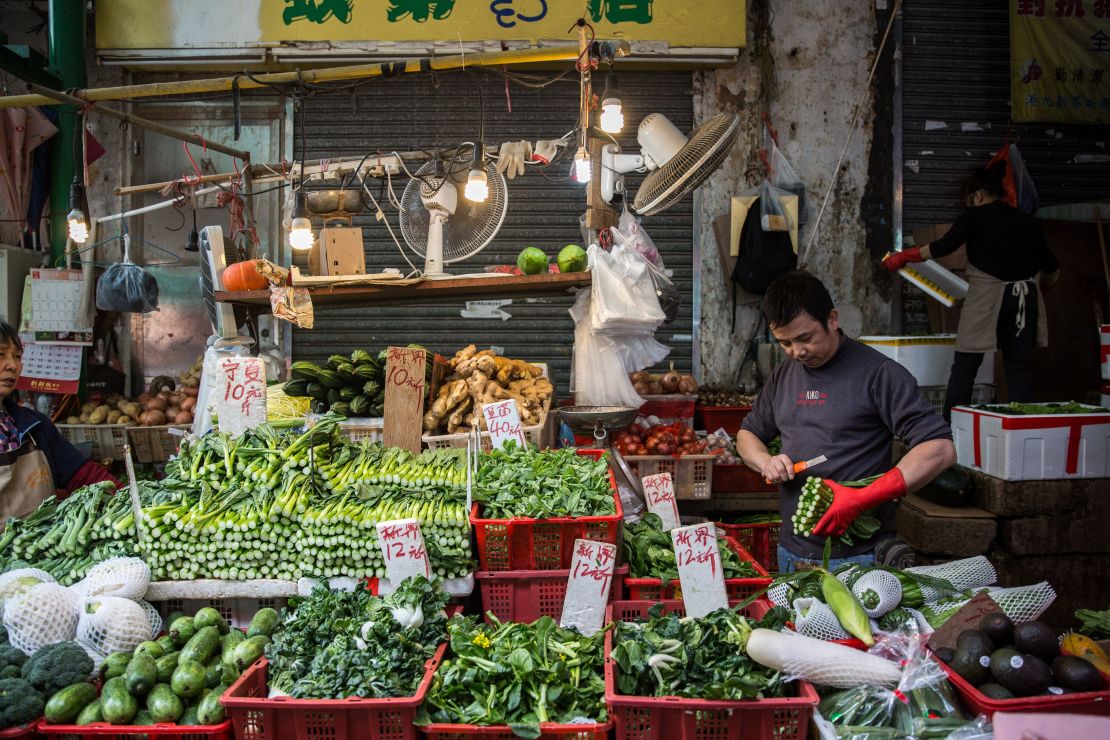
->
<box><xmin>641</xmin><ymin>472</ymin><xmax>680</xmax><ymax>531</ymax></box>
<box><xmin>375</xmin><ymin>518</ymin><xmax>431</xmax><ymax>584</ymax></box>
<box><xmin>383</xmin><ymin>346</ymin><xmax>426</xmax><ymax>453</ymax></box>
<box><xmin>482</xmin><ymin>399</ymin><xmax>526</xmax><ymax>450</ymax></box>
<box><xmin>559</xmin><ymin>539</ymin><xmax>618</xmax><ymax>636</ymax></box>
<box><xmin>670</xmin><ymin>523</ymin><xmax>728</xmax><ymax>618</ymax></box>
<box><xmin>216</xmin><ymin>357</ymin><xmax>266</xmax><ymax>436</ymax></box>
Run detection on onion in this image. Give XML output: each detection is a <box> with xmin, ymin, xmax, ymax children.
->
<box><xmin>632</xmin><ymin>380</ymin><xmax>650</xmax><ymax>395</ymax></box>
<box><xmin>648</xmin><ymin>381</ymin><xmax>664</xmax><ymax>395</ymax></box>
<box><xmin>142</xmin><ymin>409</ymin><xmax>167</xmax><ymax>426</ymax></box>
<box><xmin>182</xmin><ymin>386</ymin><xmax>199</xmax><ymax>398</ymax></box>
<box><xmin>169</xmin><ymin>393</ymin><xmax>184</xmax><ymax>406</ymax></box>
<box><xmin>137</xmin><ymin>393</ymin><xmax>151</xmax><ymax>404</ymax></box>
<box><xmin>145</xmin><ymin>397</ymin><xmax>168</xmax><ymax>412</ymax></box>
<box><xmin>181</xmin><ymin>396</ymin><xmax>197</xmax><ymax>412</ymax></box>
<box><xmin>174</xmin><ymin>411</ymin><xmax>193</xmax><ymax>424</ymax></box>
<box><xmin>157</xmin><ymin>390</ymin><xmax>172</xmax><ymax>401</ymax></box>
<box><xmin>630</xmin><ymin>371</ymin><xmax>650</xmax><ymax>384</ymax></box>
<box><xmin>661</xmin><ymin>371</ymin><xmax>682</xmax><ymax>393</ymax></box>
<box><xmin>166</xmin><ymin>406</ymin><xmax>181</xmax><ymax>419</ymax></box>
<box><xmin>678</xmin><ymin>374</ymin><xmax>699</xmax><ymax>394</ymax></box>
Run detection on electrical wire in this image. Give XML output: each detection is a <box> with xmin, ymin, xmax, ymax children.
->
<box><xmin>357</xmin><ymin>173</ymin><xmax>421</xmax><ymax>278</ymax></box>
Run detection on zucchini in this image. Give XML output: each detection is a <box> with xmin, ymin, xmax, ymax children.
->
<box><xmin>283</xmin><ymin>379</ymin><xmax>310</xmax><ymax>397</ymax></box>
<box><xmin>317</xmin><ymin>369</ymin><xmax>344</xmax><ymax>389</ymax></box>
<box><xmin>45</xmin><ymin>682</ymin><xmax>98</xmax><ymax>724</ymax></box>
<box><xmin>349</xmin><ymin>394</ymin><xmax>370</xmax><ymax>416</ymax></box>
<box><xmin>290</xmin><ymin>361</ymin><xmax>320</xmax><ymax>381</ymax></box>
<box><xmin>306</xmin><ymin>381</ymin><xmax>328</xmax><ymax>401</ymax></box>
<box><xmin>247</xmin><ymin>607</ymin><xmax>279</xmax><ymax>638</ymax></box>
<box><xmin>339</xmin><ymin>386</ymin><xmax>359</xmax><ymax>402</ymax></box>
<box><xmin>326</xmin><ymin>354</ymin><xmax>349</xmax><ymax>370</ymax></box>
<box><xmin>350</xmin><ymin>349</ymin><xmax>373</xmax><ymax>365</ymax></box>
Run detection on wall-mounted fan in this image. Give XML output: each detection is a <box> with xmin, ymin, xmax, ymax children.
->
<box><xmin>398</xmin><ymin>156</ymin><xmax>508</xmax><ymax>277</ymax></box>
<box><xmin>600</xmin><ymin>112</ymin><xmax>740</xmax><ymax>216</ymax></box>
<box><xmin>199</xmin><ymin>225</ymin><xmax>251</xmax><ymax>344</ymax></box>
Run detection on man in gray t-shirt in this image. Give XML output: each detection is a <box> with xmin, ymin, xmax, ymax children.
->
<box><xmin>738</xmin><ymin>272</ymin><xmax>955</xmax><ymax>572</ymax></box>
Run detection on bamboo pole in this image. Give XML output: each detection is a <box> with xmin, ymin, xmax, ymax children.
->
<box><xmin>0</xmin><ymin>42</ymin><xmax>628</xmax><ymax>110</ymax></box>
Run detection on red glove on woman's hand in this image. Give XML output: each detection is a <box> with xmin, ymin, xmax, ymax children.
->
<box><xmin>811</xmin><ymin>468</ymin><xmax>907</xmax><ymax>537</ymax></box>
<box><xmin>882</xmin><ymin>247</ymin><xmax>924</xmax><ymax>272</ymax></box>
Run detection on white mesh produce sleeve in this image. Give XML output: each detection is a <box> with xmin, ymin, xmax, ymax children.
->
<box><xmin>851</xmin><ymin>571</ymin><xmax>903</xmax><ymax>618</ymax></box>
<box><xmin>3</xmin><ymin>582</ymin><xmax>80</xmax><ymax>655</ymax></box>
<box><xmin>138</xmin><ymin>600</ymin><xmax>162</xmax><ymax>639</ymax></box>
<box><xmin>921</xmin><ymin>582</ymin><xmax>1056</xmax><ymax>627</ymax></box>
<box><xmin>72</xmin><ymin>557</ymin><xmax>151</xmax><ymax>600</ymax></box>
<box><xmin>767</xmin><ymin>581</ymin><xmax>793</xmax><ymax>607</ymax></box>
<box><xmin>0</xmin><ymin>568</ymin><xmax>56</xmax><ymax>609</ymax></box>
<box><xmin>793</xmin><ymin>597</ymin><xmax>851</xmax><ymax>640</ymax></box>
<box><xmin>76</xmin><ymin>596</ymin><xmax>153</xmax><ymax>656</ymax></box>
<box><xmin>905</xmin><ymin>556</ymin><xmax>997</xmax><ymax>601</ymax></box>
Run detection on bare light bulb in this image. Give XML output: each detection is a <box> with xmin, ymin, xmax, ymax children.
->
<box><xmin>600</xmin><ymin>98</ymin><xmax>624</xmax><ymax>134</ymax></box>
<box><xmin>67</xmin><ymin>208</ymin><xmax>88</xmax><ymax>244</ymax></box>
<box><xmin>574</xmin><ymin>147</ymin><xmax>592</xmax><ymax>183</ymax></box>
<box><xmin>464</xmin><ymin>167</ymin><xmax>489</xmax><ymax>203</ymax></box>
<box><xmin>288</xmin><ymin>190</ymin><xmax>313</xmax><ymax>250</ymax></box>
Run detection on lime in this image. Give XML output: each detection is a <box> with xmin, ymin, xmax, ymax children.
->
<box><xmin>557</xmin><ymin>244</ymin><xmax>588</xmax><ymax>273</ymax></box>
<box><xmin>516</xmin><ymin>247</ymin><xmax>548</xmax><ymax>275</ymax></box>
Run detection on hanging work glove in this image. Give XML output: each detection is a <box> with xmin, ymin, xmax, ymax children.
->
<box><xmin>531</xmin><ymin>138</ymin><xmax>567</xmax><ymax>165</ymax></box>
<box><xmin>811</xmin><ymin>468</ymin><xmax>907</xmax><ymax>538</ymax></box>
<box><xmin>495</xmin><ymin>141</ymin><xmax>532</xmax><ymax>180</ymax></box>
<box><xmin>882</xmin><ymin>247</ymin><xmax>925</xmax><ymax>272</ymax></box>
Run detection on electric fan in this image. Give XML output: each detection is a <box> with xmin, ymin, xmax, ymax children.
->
<box><xmin>600</xmin><ymin>112</ymin><xmax>740</xmax><ymax>216</ymax></box>
<box><xmin>398</xmin><ymin>155</ymin><xmax>508</xmax><ymax>277</ymax></box>
<box><xmin>198</xmin><ymin>225</ymin><xmax>249</xmax><ymax>343</ymax></box>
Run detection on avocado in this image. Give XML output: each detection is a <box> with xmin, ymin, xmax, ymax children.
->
<box><xmin>991</xmin><ymin>648</ymin><xmax>1052</xmax><ymax>697</ymax></box>
<box><xmin>950</xmin><ymin>630</ymin><xmax>995</xmax><ymax>686</ymax></box>
<box><xmin>1052</xmin><ymin>655</ymin><xmax>1104</xmax><ymax>692</ymax></box>
<box><xmin>934</xmin><ymin>646</ymin><xmax>955</xmax><ymax>664</ymax></box>
<box><xmin>978</xmin><ymin>682</ymin><xmax>1015</xmax><ymax>700</ymax></box>
<box><xmin>1013</xmin><ymin>621</ymin><xmax>1059</xmax><ymax>662</ymax></box>
<box><xmin>979</xmin><ymin>613</ymin><xmax>1014</xmax><ymax>647</ymax></box>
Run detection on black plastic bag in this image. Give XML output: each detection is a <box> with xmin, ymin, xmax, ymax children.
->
<box><xmin>96</xmin><ymin>262</ymin><xmax>159</xmax><ymax>313</ymax></box>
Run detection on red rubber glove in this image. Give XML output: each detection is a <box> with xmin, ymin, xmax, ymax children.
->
<box><xmin>59</xmin><ymin>459</ymin><xmax>122</xmax><ymax>499</ymax></box>
<box><xmin>882</xmin><ymin>247</ymin><xmax>924</xmax><ymax>272</ymax></box>
<box><xmin>811</xmin><ymin>468</ymin><xmax>907</xmax><ymax>537</ymax></box>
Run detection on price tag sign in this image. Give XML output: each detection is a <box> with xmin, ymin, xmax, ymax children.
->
<box><xmin>376</xmin><ymin>518</ymin><xmax>431</xmax><ymax>584</ymax></box>
<box><xmin>383</xmin><ymin>346</ymin><xmax>426</xmax><ymax>454</ymax></box>
<box><xmin>560</xmin><ymin>539</ymin><xmax>618</xmax><ymax>637</ymax></box>
<box><xmin>671</xmin><ymin>523</ymin><xmax>728</xmax><ymax>618</ymax></box>
<box><xmin>482</xmin><ymin>399</ymin><xmax>526</xmax><ymax>450</ymax></box>
<box><xmin>216</xmin><ymin>357</ymin><xmax>266</xmax><ymax>436</ymax></box>
<box><xmin>641</xmin><ymin>473</ymin><xmax>680</xmax><ymax>531</ymax></box>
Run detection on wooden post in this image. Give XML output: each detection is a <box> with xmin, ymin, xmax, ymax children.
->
<box><xmin>585</xmin><ymin>137</ymin><xmax>619</xmax><ymax>232</ymax></box>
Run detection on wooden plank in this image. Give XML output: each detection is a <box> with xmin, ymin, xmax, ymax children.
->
<box><xmin>382</xmin><ymin>346</ymin><xmax>427</xmax><ymax>454</ymax></box>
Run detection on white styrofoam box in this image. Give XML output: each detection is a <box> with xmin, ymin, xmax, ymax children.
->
<box><xmin>1101</xmin><ymin>325</ymin><xmax>1109</xmax><ymax>381</ymax></box>
<box><xmin>897</xmin><ymin>260</ymin><xmax>969</xmax><ymax>307</ymax></box>
<box><xmin>861</xmin><ymin>335</ymin><xmax>993</xmax><ymax>388</ymax></box>
<box><xmin>1102</xmin><ymin>383</ymin><xmax>1110</xmax><ymax>410</ymax></box>
<box><xmin>951</xmin><ymin>403</ymin><xmax>1110</xmax><ymax>480</ymax></box>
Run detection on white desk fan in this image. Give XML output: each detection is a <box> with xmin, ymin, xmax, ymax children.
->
<box><xmin>399</xmin><ymin>156</ymin><xmax>508</xmax><ymax>277</ymax></box>
<box><xmin>600</xmin><ymin>112</ymin><xmax>740</xmax><ymax>215</ymax></box>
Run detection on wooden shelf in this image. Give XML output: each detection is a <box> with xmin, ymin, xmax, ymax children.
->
<box><xmin>216</xmin><ymin>271</ymin><xmax>591</xmax><ymax>309</ymax></box>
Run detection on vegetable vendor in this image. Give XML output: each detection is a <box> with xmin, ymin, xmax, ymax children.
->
<box><xmin>882</xmin><ymin>164</ymin><xmax>1059</xmax><ymax>419</ymax></box>
<box><xmin>736</xmin><ymin>272</ymin><xmax>956</xmax><ymax>572</ymax></box>
<box><xmin>0</xmin><ymin>322</ymin><xmax>118</xmax><ymax>519</ymax></box>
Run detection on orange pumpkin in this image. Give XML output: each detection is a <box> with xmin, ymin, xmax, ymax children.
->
<box><xmin>222</xmin><ymin>260</ymin><xmax>268</xmax><ymax>292</ymax></box>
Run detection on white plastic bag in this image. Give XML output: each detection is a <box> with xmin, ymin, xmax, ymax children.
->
<box><xmin>614</xmin><ymin>208</ymin><xmax>663</xmax><ymax>267</ymax></box>
<box><xmin>569</xmin><ymin>290</ymin><xmax>647</xmax><ymax>407</ymax></box>
<box><xmin>768</xmin><ymin>140</ymin><xmax>806</xmax><ymax>224</ymax></box>
<box><xmin>759</xmin><ymin>180</ymin><xmax>793</xmax><ymax>232</ymax></box>
<box><xmin>589</xmin><ymin>243</ymin><xmax>666</xmax><ymax>333</ymax></box>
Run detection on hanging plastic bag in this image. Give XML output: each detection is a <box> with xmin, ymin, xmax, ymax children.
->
<box><xmin>569</xmin><ymin>289</ymin><xmax>647</xmax><ymax>407</ymax></box>
<box><xmin>759</xmin><ymin>180</ymin><xmax>793</xmax><ymax>232</ymax></box>
<box><xmin>615</xmin><ymin>208</ymin><xmax>663</xmax><ymax>267</ymax></box>
<box><xmin>96</xmin><ymin>232</ymin><xmax>159</xmax><ymax>313</ymax></box>
<box><xmin>589</xmin><ymin>243</ymin><xmax>666</xmax><ymax>333</ymax></box>
<box><xmin>768</xmin><ymin>140</ymin><xmax>807</xmax><ymax>224</ymax></box>
<box><xmin>1007</xmin><ymin>143</ymin><xmax>1039</xmax><ymax>214</ymax></box>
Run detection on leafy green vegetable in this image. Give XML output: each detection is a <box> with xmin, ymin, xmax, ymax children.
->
<box><xmin>417</xmin><ymin>615</ymin><xmax>607</xmax><ymax>739</ymax></box>
<box><xmin>265</xmin><ymin>576</ymin><xmax>449</xmax><ymax>699</ymax></box>
<box><xmin>622</xmin><ymin>514</ymin><xmax>760</xmax><ymax>581</ymax></box>
<box><xmin>474</xmin><ymin>446</ymin><xmax>614</xmax><ymax>519</ymax></box>
<box><xmin>610</xmin><ymin>604</ymin><xmax>788</xmax><ymax>700</ymax></box>
<box><xmin>1076</xmin><ymin>607</ymin><xmax>1110</xmax><ymax>639</ymax></box>
<box><xmin>974</xmin><ymin>401</ymin><xmax>1107</xmax><ymax>415</ymax></box>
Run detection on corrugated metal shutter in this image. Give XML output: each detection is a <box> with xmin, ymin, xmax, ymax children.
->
<box><xmin>293</xmin><ymin>71</ymin><xmax>694</xmax><ymax>392</ymax></box>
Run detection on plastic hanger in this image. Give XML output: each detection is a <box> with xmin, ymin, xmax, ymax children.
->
<box><xmin>74</xmin><ymin>222</ymin><xmax>182</xmax><ymax>267</ymax></box>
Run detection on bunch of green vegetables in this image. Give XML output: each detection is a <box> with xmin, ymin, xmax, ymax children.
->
<box><xmin>1076</xmin><ymin>607</ymin><xmax>1110</xmax><ymax>639</ymax></box>
<box><xmin>266</xmin><ymin>576</ymin><xmax>449</xmax><ymax>699</ymax></box>
<box><xmin>792</xmin><ymin>476</ymin><xmax>882</xmax><ymax>545</ymax></box>
<box><xmin>622</xmin><ymin>514</ymin><xmax>760</xmax><ymax>582</ymax></box>
<box><xmin>974</xmin><ymin>400</ymin><xmax>1106</xmax><ymax>415</ymax></box>
<box><xmin>418</xmin><ymin>615</ymin><xmax>607</xmax><ymax>739</ymax></box>
<box><xmin>284</xmin><ymin>348</ymin><xmax>389</xmax><ymax>417</ymax></box>
<box><xmin>474</xmin><ymin>445</ymin><xmax>613</xmax><ymax>519</ymax></box>
<box><xmin>0</xmin><ymin>482</ymin><xmax>137</xmax><ymax>584</ymax></box>
<box><xmin>610</xmin><ymin>603</ymin><xmax>790</xmax><ymax>700</ymax></box>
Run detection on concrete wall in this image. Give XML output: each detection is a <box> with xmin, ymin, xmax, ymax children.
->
<box><xmin>693</xmin><ymin>0</ymin><xmax>894</xmax><ymax>384</ymax></box>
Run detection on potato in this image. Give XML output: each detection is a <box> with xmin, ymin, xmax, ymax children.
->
<box><xmin>88</xmin><ymin>407</ymin><xmax>109</xmax><ymax>425</ymax></box>
<box><xmin>78</xmin><ymin>413</ymin><xmax>90</xmax><ymax>423</ymax></box>
<box><xmin>81</xmin><ymin>401</ymin><xmax>97</xmax><ymax>415</ymax></box>
<box><xmin>107</xmin><ymin>409</ymin><xmax>122</xmax><ymax>424</ymax></box>
<box><xmin>117</xmin><ymin>415</ymin><xmax>133</xmax><ymax>425</ymax></box>
<box><xmin>65</xmin><ymin>416</ymin><xmax>81</xmax><ymax>425</ymax></box>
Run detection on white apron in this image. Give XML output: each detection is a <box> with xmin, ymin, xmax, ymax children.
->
<box><xmin>0</xmin><ymin>438</ymin><xmax>57</xmax><ymax>521</ymax></box>
<box><xmin>955</xmin><ymin>263</ymin><xmax>1048</xmax><ymax>354</ymax></box>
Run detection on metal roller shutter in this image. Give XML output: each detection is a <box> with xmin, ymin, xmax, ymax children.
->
<box><xmin>293</xmin><ymin>71</ymin><xmax>695</xmax><ymax>393</ymax></box>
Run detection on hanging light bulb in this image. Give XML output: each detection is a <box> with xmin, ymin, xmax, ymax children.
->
<box><xmin>66</xmin><ymin>181</ymin><xmax>88</xmax><ymax>244</ymax></box>
<box><xmin>288</xmin><ymin>190</ymin><xmax>314</xmax><ymax>251</ymax></box>
<box><xmin>599</xmin><ymin>68</ymin><xmax>624</xmax><ymax>134</ymax></box>
<box><xmin>573</xmin><ymin>146</ymin><xmax>592</xmax><ymax>184</ymax></box>
<box><xmin>464</xmin><ymin>143</ymin><xmax>489</xmax><ymax>203</ymax></box>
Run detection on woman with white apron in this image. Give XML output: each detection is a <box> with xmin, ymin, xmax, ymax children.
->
<box><xmin>1</xmin><ymin>322</ymin><xmax>118</xmax><ymax>520</ymax></box>
<box><xmin>883</xmin><ymin>164</ymin><xmax>1059</xmax><ymax>419</ymax></box>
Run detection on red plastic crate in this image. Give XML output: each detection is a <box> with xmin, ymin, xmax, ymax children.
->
<box><xmin>938</xmin><ymin>657</ymin><xmax>1110</xmax><ymax>719</ymax></box>
<box><xmin>0</xmin><ymin>723</ymin><xmax>41</xmax><ymax>740</ymax></box>
<box><xmin>220</xmin><ymin>646</ymin><xmax>446</xmax><ymax>740</ymax></box>
<box><xmin>696</xmin><ymin>405</ymin><xmax>752</xmax><ymax>436</ymax></box>
<box><xmin>476</xmin><ymin>566</ymin><xmax>628</xmax><ymax>624</ymax></box>
<box><xmin>605</xmin><ymin>600</ymin><xmax>819</xmax><ymax>740</ymax></box>
<box><xmin>711</xmin><ymin>463</ymin><xmax>776</xmax><ymax>493</ymax></box>
<box><xmin>471</xmin><ymin>449</ymin><xmax>623</xmax><ymax>571</ymax></box>
<box><xmin>638</xmin><ymin>394</ymin><xmax>696</xmax><ymax>424</ymax></box>
<box><xmin>717</xmin><ymin>520</ymin><xmax>780</xmax><ymax>572</ymax></box>
<box><xmin>419</xmin><ymin>721</ymin><xmax>611</xmax><ymax>740</ymax></box>
<box><xmin>624</xmin><ymin>537</ymin><xmax>771</xmax><ymax>601</ymax></box>
<box><xmin>39</xmin><ymin>718</ymin><xmax>232</xmax><ymax>740</ymax></box>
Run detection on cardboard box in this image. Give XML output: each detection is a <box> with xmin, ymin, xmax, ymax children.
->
<box><xmin>308</xmin><ymin>227</ymin><xmax>366</xmax><ymax>276</ymax></box>
<box><xmin>951</xmin><ymin>403</ymin><xmax>1110</xmax><ymax>480</ymax></box>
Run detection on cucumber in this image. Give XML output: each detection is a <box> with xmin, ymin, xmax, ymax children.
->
<box><xmin>166</xmin><ymin>610</ymin><xmax>185</xmax><ymax>627</ymax></box>
<box><xmin>44</xmin><ymin>682</ymin><xmax>98</xmax><ymax>724</ymax></box>
<box><xmin>133</xmin><ymin>709</ymin><xmax>154</xmax><ymax>726</ymax></box>
<box><xmin>155</xmin><ymin>651</ymin><xmax>181</xmax><ymax>682</ymax></box>
<box><xmin>156</xmin><ymin>635</ymin><xmax>177</xmax><ymax>654</ymax></box>
<box><xmin>205</xmin><ymin>656</ymin><xmax>225</xmax><ymax>688</ymax></box>
<box><xmin>171</xmin><ymin>659</ymin><xmax>207</xmax><ymax>700</ymax></box>
<box><xmin>196</xmin><ymin>690</ymin><xmax>227</xmax><ymax>725</ymax></box>
<box><xmin>232</xmin><ymin>635</ymin><xmax>269</xmax><ymax>670</ymax></box>
<box><xmin>76</xmin><ymin>698</ymin><xmax>103</xmax><ymax>726</ymax></box>
<box><xmin>103</xmin><ymin>651</ymin><xmax>132</xmax><ymax>679</ymax></box>
<box><xmin>147</xmin><ymin>683</ymin><xmax>184</xmax><ymax>723</ymax></box>
<box><xmin>125</xmin><ymin>653</ymin><xmax>158</xmax><ymax>697</ymax></box>
<box><xmin>180</xmin><ymin>626</ymin><xmax>221</xmax><ymax>664</ymax></box>
<box><xmin>219</xmin><ymin>629</ymin><xmax>246</xmax><ymax>656</ymax></box>
<box><xmin>180</xmin><ymin>705</ymin><xmax>201</xmax><ymax>726</ymax></box>
<box><xmin>193</xmin><ymin>607</ymin><xmax>230</xmax><ymax>635</ymax></box>
<box><xmin>247</xmin><ymin>608</ymin><xmax>280</xmax><ymax>638</ymax></box>
<box><xmin>101</xmin><ymin>678</ymin><xmax>139</xmax><ymax>725</ymax></box>
<box><xmin>134</xmin><ymin>641</ymin><xmax>164</xmax><ymax>660</ymax></box>
<box><xmin>168</xmin><ymin>616</ymin><xmax>196</xmax><ymax>648</ymax></box>
<box><xmin>221</xmin><ymin>662</ymin><xmax>241</xmax><ymax>686</ymax></box>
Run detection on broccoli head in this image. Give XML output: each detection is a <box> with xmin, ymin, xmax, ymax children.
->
<box><xmin>20</xmin><ymin>641</ymin><xmax>93</xmax><ymax>696</ymax></box>
<box><xmin>0</xmin><ymin>643</ymin><xmax>27</xmax><ymax>676</ymax></box>
<box><xmin>0</xmin><ymin>677</ymin><xmax>45</xmax><ymax>729</ymax></box>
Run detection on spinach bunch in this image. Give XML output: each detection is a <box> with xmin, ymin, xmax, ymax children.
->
<box><xmin>266</xmin><ymin>576</ymin><xmax>450</xmax><ymax>699</ymax></box>
<box><xmin>610</xmin><ymin>604</ymin><xmax>789</xmax><ymax>700</ymax></box>
<box><xmin>474</xmin><ymin>446</ymin><xmax>614</xmax><ymax>519</ymax></box>
<box><xmin>623</xmin><ymin>514</ymin><xmax>760</xmax><ymax>581</ymax></box>
<box><xmin>418</xmin><ymin>615</ymin><xmax>607</xmax><ymax>739</ymax></box>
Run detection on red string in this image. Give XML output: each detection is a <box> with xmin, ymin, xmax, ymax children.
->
<box><xmin>761</xmin><ymin>112</ymin><xmax>780</xmax><ymax>146</ymax></box>
<box><xmin>182</xmin><ymin>142</ymin><xmax>203</xmax><ymax>185</ymax></box>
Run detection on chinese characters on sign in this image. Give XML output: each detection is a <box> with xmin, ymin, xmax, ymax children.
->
<box><xmin>282</xmin><ymin>0</ymin><xmax>352</xmax><ymax>24</ymax></box>
<box><xmin>482</xmin><ymin>399</ymin><xmax>527</xmax><ymax>450</ymax></box>
<box><xmin>383</xmin><ymin>346</ymin><xmax>426</xmax><ymax>454</ymax></box>
<box><xmin>1012</xmin><ymin>0</ymin><xmax>1110</xmax><ymax>123</ymax></box>
<box><xmin>280</xmin><ymin>0</ymin><xmax>656</xmax><ymax>28</ymax></box>
<box><xmin>560</xmin><ymin>539</ymin><xmax>618</xmax><ymax>636</ymax></box>
<box><xmin>376</xmin><ymin>518</ymin><xmax>432</xmax><ymax>583</ymax></box>
<box><xmin>641</xmin><ymin>472</ymin><xmax>680</xmax><ymax>531</ymax></box>
<box><xmin>216</xmin><ymin>357</ymin><xmax>266</xmax><ymax>436</ymax></box>
<box><xmin>671</xmin><ymin>523</ymin><xmax>728</xmax><ymax>618</ymax></box>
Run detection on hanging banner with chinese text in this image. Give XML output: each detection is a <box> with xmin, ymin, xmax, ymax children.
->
<box><xmin>1011</xmin><ymin>0</ymin><xmax>1110</xmax><ymax>124</ymax></box>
